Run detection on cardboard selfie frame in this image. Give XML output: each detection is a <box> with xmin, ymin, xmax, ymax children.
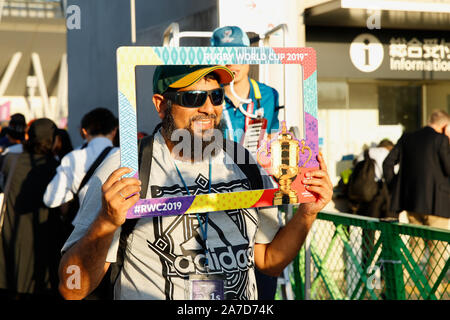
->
<box><xmin>116</xmin><ymin>46</ymin><xmax>318</xmax><ymax>219</ymax></box>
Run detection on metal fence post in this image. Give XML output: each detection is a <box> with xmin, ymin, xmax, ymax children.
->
<box><xmin>304</xmin><ymin>232</ymin><xmax>312</xmax><ymax>300</ymax></box>
<box><xmin>292</xmin><ymin>250</ymin><xmax>304</xmax><ymax>300</ymax></box>
<box><xmin>380</xmin><ymin>222</ymin><xmax>406</xmax><ymax>300</ymax></box>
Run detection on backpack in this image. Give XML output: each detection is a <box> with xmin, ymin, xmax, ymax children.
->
<box><xmin>109</xmin><ymin>132</ymin><xmax>264</xmax><ymax>293</ymax></box>
<box><xmin>366</xmin><ymin>180</ymin><xmax>393</xmax><ymax>219</ymax></box>
<box><xmin>347</xmin><ymin>149</ymin><xmax>379</xmax><ymax>204</ymax></box>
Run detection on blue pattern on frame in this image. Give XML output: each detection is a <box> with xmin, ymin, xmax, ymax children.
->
<box><xmin>118</xmin><ymin>91</ymin><xmax>138</xmax><ymax>177</ymax></box>
<box><xmin>152</xmin><ymin>47</ymin><xmax>282</xmax><ymax>65</ymax></box>
<box><xmin>303</xmin><ymin>71</ymin><xmax>318</xmax><ymax>119</ymax></box>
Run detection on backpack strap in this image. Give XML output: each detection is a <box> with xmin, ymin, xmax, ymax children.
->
<box><xmin>77</xmin><ymin>146</ymin><xmax>114</xmax><ymax>196</ymax></box>
<box><xmin>65</xmin><ymin>146</ymin><xmax>114</xmax><ymax>225</ymax></box>
<box><xmin>137</xmin><ymin>135</ymin><xmax>154</xmax><ymax>198</ymax></box>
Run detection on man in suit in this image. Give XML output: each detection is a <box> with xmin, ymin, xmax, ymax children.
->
<box><xmin>383</xmin><ymin>109</ymin><xmax>450</xmax><ymax>296</ymax></box>
<box><xmin>383</xmin><ymin>110</ymin><xmax>450</xmax><ymax>223</ymax></box>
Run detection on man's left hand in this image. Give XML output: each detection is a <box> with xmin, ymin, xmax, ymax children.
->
<box><xmin>300</xmin><ymin>153</ymin><xmax>333</xmax><ymax>217</ymax></box>
<box><xmin>254</xmin><ymin>153</ymin><xmax>333</xmax><ymax>276</ymax></box>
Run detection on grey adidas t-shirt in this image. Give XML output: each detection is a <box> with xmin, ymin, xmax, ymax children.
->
<box><xmin>62</xmin><ymin>132</ymin><xmax>280</xmax><ymax>300</ymax></box>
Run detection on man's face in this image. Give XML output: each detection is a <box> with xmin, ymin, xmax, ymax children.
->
<box><xmin>156</xmin><ymin>76</ymin><xmax>225</xmax><ymax>160</ymax></box>
<box><xmin>168</xmin><ymin>77</ymin><xmax>223</xmax><ymax>137</ymax></box>
<box><xmin>225</xmin><ymin>64</ymin><xmax>250</xmax><ymax>84</ymax></box>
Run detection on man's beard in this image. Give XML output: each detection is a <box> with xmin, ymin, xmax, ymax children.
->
<box><xmin>161</xmin><ymin>108</ymin><xmax>224</xmax><ymax>161</ymax></box>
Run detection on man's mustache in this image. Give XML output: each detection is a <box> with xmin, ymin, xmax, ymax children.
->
<box><xmin>189</xmin><ymin>114</ymin><xmax>217</xmax><ymax>123</ymax></box>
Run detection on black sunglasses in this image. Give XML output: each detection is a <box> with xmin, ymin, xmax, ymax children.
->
<box><xmin>163</xmin><ymin>88</ymin><xmax>225</xmax><ymax>108</ymax></box>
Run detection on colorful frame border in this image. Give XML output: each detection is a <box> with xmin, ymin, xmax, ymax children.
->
<box><xmin>116</xmin><ymin>46</ymin><xmax>318</xmax><ymax>219</ymax></box>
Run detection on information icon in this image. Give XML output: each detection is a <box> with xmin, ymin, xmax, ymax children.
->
<box><xmin>349</xmin><ymin>33</ymin><xmax>384</xmax><ymax>73</ymax></box>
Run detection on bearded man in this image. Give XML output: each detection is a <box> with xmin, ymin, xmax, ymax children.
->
<box><xmin>57</xmin><ymin>65</ymin><xmax>332</xmax><ymax>300</ymax></box>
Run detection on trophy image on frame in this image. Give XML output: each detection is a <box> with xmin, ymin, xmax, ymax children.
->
<box><xmin>257</xmin><ymin>121</ymin><xmax>312</xmax><ymax>205</ymax></box>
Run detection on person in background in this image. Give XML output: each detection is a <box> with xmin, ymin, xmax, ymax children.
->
<box><xmin>383</xmin><ymin>110</ymin><xmax>449</xmax><ymax>225</ymax></box>
<box><xmin>43</xmin><ymin>109</ymin><xmax>117</xmax><ymax>301</ymax></box>
<box><xmin>211</xmin><ymin>26</ymin><xmax>282</xmax><ymax>300</ymax></box>
<box><xmin>349</xmin><ymin>138</ymin><xmax>395</xmax><ymax>219</ymax></box>
<box><xmin>210</xmin><ymin>26</ymin><xmax>280</xmax><ymax>144</ymax></box>
<box><xmin>0</xmin><ymin>113</ymin><xmax>27</xmax><ymax>156</ymax></box>
<box><xmin>43</xmin><ymin>108</ymin><xmax>118</xmax><ymax>216</ymax></box>
<box><xmin>0</xmin><ymin>118</ymin><xmax>62</xmax><ymax>300</ymax></box>
<box><xmin>383</xmin><ymin>109</ymin><xmax>450</xmax><ymax>295</ymax></box>
<box><xmin>351</xmin><ymin>139</ymin><xmax>395</xmax><ymax>276</ymax></box>
<box><xmin>356</xmin><ymin>139</ymin><xmax>394</xmax><ymax>183</ymax></box>
<box><xmin>0</xmin><ymin>120</ymin><xmax>10</xmax><ymax>142</ymax></box>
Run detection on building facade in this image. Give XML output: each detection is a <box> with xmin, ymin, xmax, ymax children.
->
<box><xmin>304</xmin><ymin>0</ymin><xmax>450</xmax><ymax>185</ymax></box>
<box><xmin>0</xmin><ymin>0</ymin><xmax>67</xmax><ymax>127</ymax></box>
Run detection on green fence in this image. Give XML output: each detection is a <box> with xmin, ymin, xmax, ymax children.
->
<box><xmin>284</xmin><ymin>211</ymin><xmax>450</xmax><ymax>300</ymax></box>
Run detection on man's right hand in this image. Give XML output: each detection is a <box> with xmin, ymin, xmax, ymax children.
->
<box><xmin>59</xmin><ymin>167</ymin><xmax>141</xmax><ymax>300</ymax></box>
<box><xmin>100</xmin><ymin>167</ymin><xmax>141</xmax><ymax>228</ymax></box>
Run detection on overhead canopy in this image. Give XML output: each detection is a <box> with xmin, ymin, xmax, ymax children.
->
<box><xmin>305</xmin><ymin>0</ymin><xmax>450</xmax><ymax>31</ymax></box>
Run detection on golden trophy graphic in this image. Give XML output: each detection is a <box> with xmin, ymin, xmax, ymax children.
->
<box><xmin>257</xmin><ymin>121</ymin><xmax>311</xmax><ymax>205</ymax></box>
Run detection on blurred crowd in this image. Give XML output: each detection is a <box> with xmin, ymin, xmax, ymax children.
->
<box><xmin>0</xmin><ymin>107</ymin><xmax>448</xmax><ymax>300</ymax></box>
<box><xmin>0</xmin><ymin>108</ymin><xmax>121</xmax><ymax>300</ymax></box>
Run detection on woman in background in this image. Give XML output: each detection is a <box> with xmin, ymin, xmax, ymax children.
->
<box><xmin>0</xmin><ymin>118</ymin><xmax>62</xmax><ymax>300</ymax></box>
